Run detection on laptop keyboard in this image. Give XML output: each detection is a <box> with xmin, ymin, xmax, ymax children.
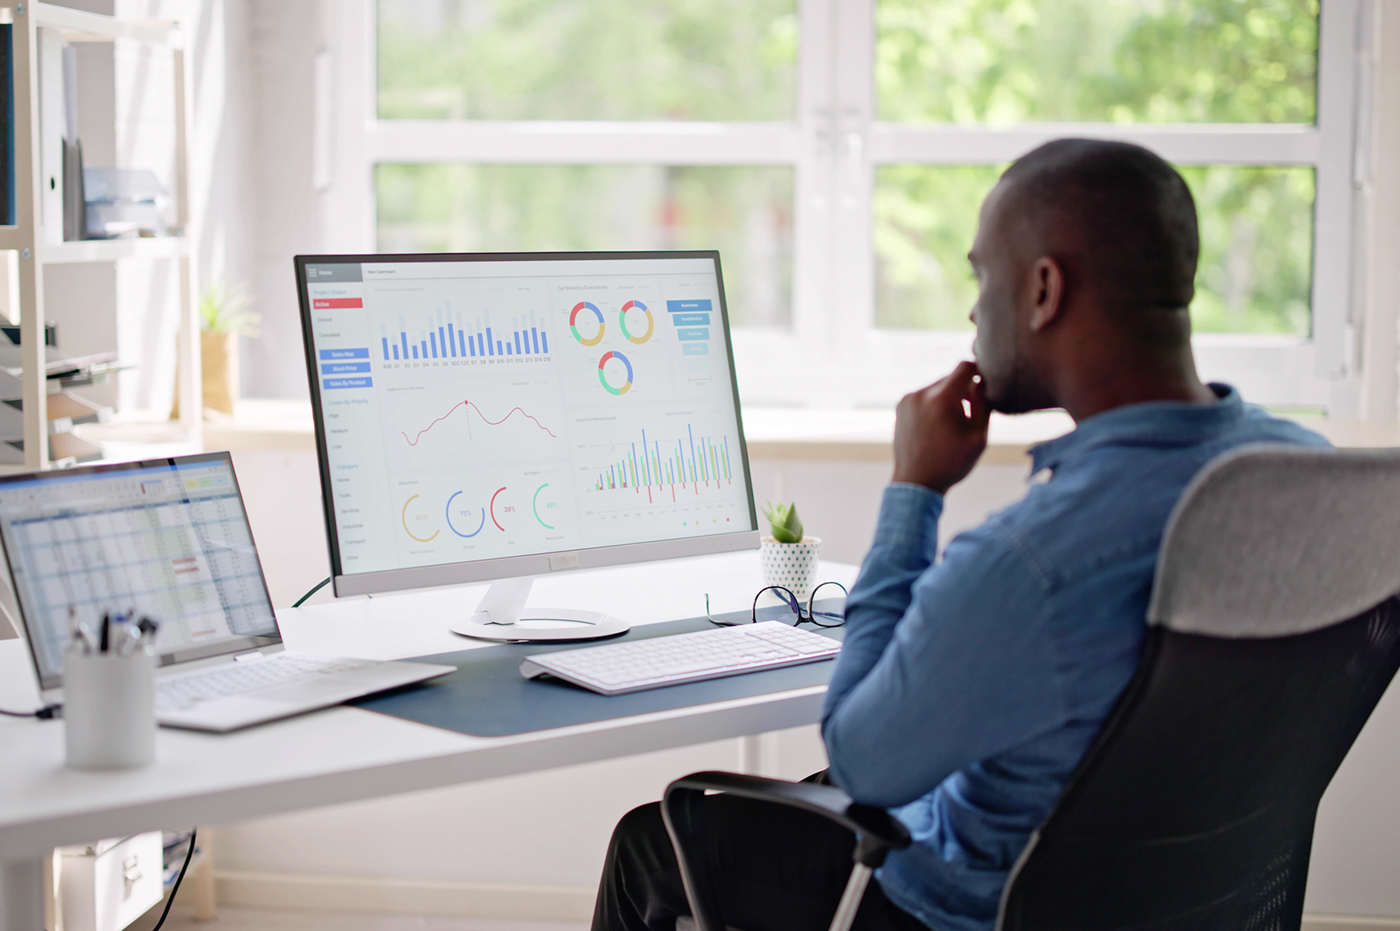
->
<box><xmin>155</xmin><ymin>653</ymin><xmax>372</xmax><ymax>710</ymax></box>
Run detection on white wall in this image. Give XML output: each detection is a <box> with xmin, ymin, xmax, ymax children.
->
<box><xmin>235</xmin><ymin>0</ymin><xmax>323</xmax><ymax>402</ymax></box>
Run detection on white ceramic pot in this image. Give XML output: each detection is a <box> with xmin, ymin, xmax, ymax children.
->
<box><xmin>760</xmin><ymin>536</ymin><xmax>822</xmax><ymax>600</ymax></box>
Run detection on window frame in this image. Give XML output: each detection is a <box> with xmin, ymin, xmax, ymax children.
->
<box><xmin>324</xmin><ymin>0</ymin><xmax>1367</xmax><ymax>414</ymax></box>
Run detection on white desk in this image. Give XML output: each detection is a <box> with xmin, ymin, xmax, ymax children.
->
<box><xmin>0</xmin><ymin>552</ymin><xmax>856</xmax><ymax>931</ymax></box>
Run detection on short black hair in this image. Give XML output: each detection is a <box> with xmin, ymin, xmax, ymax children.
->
<box><xmin>1000</xmin><ymin>138</ymin><xmax>1199</xmax><ymax>312</ymax></box>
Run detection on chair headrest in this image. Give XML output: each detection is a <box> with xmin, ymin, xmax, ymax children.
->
<box><xmin>1147</xmin><ymin>446</ymin><xmax>1400</xmax><ymax>637</ymax></box>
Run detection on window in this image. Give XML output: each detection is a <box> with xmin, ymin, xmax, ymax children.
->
<box><xmin>326</xmin><ymin>0</ymin><xmax>1364</xmax><ymax>412</ymax></box>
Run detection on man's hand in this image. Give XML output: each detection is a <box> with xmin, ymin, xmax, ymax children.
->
<box><xmin>892</xmin><ymin>361</ymin><xmax>991</xmax><ymax>495</ymax></box>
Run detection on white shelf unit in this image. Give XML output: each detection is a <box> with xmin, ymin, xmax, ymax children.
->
<box><xmin>0</xmin><ymin>1</ymin><xmax>200</xmax><ymax>469</ymax></box>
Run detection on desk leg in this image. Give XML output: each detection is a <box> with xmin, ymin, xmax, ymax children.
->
<box><xmin>1</xmin><ymin>856</ymin><xmax>45</xmax><ymax>931</ymax></box>
<box><xmin>738</xmin><ymin>734</ymin><xmax>763</xmax><ymax>775</ymax></box>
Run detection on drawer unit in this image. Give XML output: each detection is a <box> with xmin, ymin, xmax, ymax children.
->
<box><xmin>59</xmin><ymin>832</ymin><xmax>163</xmax><ymax>931</ymax></box>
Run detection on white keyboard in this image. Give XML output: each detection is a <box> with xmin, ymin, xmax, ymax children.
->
<box><xmin>156</xmin><ymin>653</ymin><xmax>374</xmax><ymax>711</ymax></box>
<box><xmin>518</xmin><ymin>621</ymin><xmax>841</xmax><ymax>695</ymax></box>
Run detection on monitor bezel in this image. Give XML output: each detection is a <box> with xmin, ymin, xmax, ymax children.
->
<box><xmin>0</xmin><ymin>451</ymin><xmax>282</xmax><ymax>691</ymax></box>
<box><xmin>295</xmin><ymin>250</ymin><xmax>761</xmax><ymax>598</ymax></box>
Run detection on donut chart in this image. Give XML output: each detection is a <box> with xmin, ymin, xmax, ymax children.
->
<box><xmin>532</xmin><ymin>483</ymin><xmax>555</xmax><ymax>529</ymax></box>
<box><xmin>401</xmin><ymin>495</ymin><xmax>439</xmax><ymax>542</ymax></box>
<box><xmin>597</xmin><ymin>350</ymin><xmax>633</xmax><ymax>396</ymax></box>
<box><xmin>445</xmin><ymin>491</ymin><xmax>486</xmax><ymax>538</ymax></box>
<box><xmin>569</xmin><ymin>301</ymin><xmax>605</xmax><ymax>346</ymax></box>
<box><xmin>619</xmin><ymin>300</ymin><xmax>653</xmax><ymax>344</ymax></box>
<box><xmin>489</xmin><ymin>486</ymin><xmax>509</xmax><ymax>531</ymax></box>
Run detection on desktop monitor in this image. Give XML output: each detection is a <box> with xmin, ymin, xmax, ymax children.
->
<box><xmin>295</xmin><ymin>251</ymin><xmax>760</xmax><ymax>641</ymax></box>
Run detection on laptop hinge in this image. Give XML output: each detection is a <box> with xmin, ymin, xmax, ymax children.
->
<box><xmin>233</xmin><ymin>651</ymin><xmax>267</xmax><ymax>663</ymax></box>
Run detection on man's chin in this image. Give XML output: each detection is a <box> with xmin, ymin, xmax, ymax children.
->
<box><xmin>986</xmin><ymin>387</ymin><xmax>1054</xmax><ymax>416</ymax></box>
<box><xmin>989</xmin><ymin>398</ymin><xmax>1039</xmax><ymax>415</ymax></box>
<box><xmin>981</xmin><ymin>365</ymin><xmax>1056</xmax><ymax>415</ymax></box>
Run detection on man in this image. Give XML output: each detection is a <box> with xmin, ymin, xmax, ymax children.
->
<box><xmin>592</xmin><ymin>139</ymin><xmax>1328</xmax><ymax>931</ymax></box>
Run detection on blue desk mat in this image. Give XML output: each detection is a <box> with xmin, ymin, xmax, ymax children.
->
<box><xmin>352</xmin><ymin>606</ymin><xmax>846</xmax><ymax>738</ymax></box>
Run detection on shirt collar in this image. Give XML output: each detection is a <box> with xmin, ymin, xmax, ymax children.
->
<box><xmin>1029</xmin><ymin>384</ymin><xmax>1243</xmax><ymax>474</ymax></box>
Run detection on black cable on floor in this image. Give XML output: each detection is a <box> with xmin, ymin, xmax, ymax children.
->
<box><xmin>151</xmin><ymin>827</ymin><xmax>198</xmax><ymax>931</ymax></box>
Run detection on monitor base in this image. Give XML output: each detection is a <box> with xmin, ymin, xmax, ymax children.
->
<box><xmin>450</xmin><ymin>576</ymin><xmax>631</xmax><ymax>642</ymax></box>
<box><xmin>450</xmin><ymin>610</ymin><xmax>631</xmax><ymax>642</ymax></box>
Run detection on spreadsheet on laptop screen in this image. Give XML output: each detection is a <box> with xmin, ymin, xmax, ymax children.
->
<box><xmin>0</xmin><ymin>457</ymin><xmax>278</xmax><ymax>684</ymax></box>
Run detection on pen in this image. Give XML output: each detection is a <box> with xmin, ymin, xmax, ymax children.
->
<box><xmin>72</xmin><ymin>621</ymin><xmax>95</xmax><ymax>655</ymax></box>
<box><xmin>137</xmin><ymin>617</ymin><xmax>160</xmax><ymax>651</ymax></box>
<box><xmin>116</xmin><ymin>622</ymin><xmax>142</xmax><ymax>657</ymax></box>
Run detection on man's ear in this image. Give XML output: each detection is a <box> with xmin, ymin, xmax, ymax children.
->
<box><xmin>1027</xmin><ymin>256</ymin><xmax>1065</xmax><ymax>332</ymax></box>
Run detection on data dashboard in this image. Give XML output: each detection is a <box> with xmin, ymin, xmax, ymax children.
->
<box><xmin>299</xmin><ymin>254</ymin><xmax>757</xmax><ymax>582</ymax></box>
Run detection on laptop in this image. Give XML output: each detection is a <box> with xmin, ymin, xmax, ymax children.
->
<box><xmin>0</xmin><ymin>452</ymin><xmax>454</xmax><ymax>732</ymax></box>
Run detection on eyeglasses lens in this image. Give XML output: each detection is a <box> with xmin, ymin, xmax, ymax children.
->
<box><xmin>809</xmin><ymin>582</ymin><xmax>847</xmax><ymax>627</ymax></box>
<box><xmin>754</xmin><ymin>586</ymin><xmax>802</xmax><ymax>625</ymax></box>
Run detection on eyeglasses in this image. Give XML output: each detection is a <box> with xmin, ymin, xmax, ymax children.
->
<box><xmin>704</xmin><ymin>581</ymin><xmax>849</xmax><ymax>629</ymax></box>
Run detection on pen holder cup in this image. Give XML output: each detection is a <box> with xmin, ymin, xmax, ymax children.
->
<box><xmin>64</xmin><ymin>649</ymin><xmax>156</xmax><ymax>770</ymax></box>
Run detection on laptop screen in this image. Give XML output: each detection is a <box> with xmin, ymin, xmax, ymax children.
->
<box><xmin>0</xmin><ymin>453</ymin><xmax>280</xmax><ymax>690</ymax></box>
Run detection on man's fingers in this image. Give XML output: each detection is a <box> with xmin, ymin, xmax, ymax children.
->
<box><xmin>943</xmin><ymin>360</ymin><xmax>978</xmax><ymax>395</ymax></box>
<box><xmin>948</xmin><ymin>359</ymin><xmax>978</xmax><ymax>384</ymax></box>
<box><xmin>900</xmin><ymin>361</ymin><xmax>984</xmax><ymax>427</ymax></box>
<box><xmin>965</xmin><ymin>374</ymin><xmax>990</xmax><ymax>427</ymax></box>
<box><xmin>937</xmin><ymin>362</ymin><xmax>982</xmax><ymax>423</ymax></box>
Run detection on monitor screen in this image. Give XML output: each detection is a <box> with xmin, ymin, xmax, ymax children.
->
<box><xmin>0</xmin><ymin>454</ymin><xmax>280</xmax><ymax>690</ymax></box>
<box><xmin>297</xmin><ymin>252</ymin><xmax>759</xmax><ymax>596</ymax></box>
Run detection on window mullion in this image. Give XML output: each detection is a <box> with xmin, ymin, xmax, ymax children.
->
<box><xmin>320</xmin><ymin>0</ymin><xmax>375</xmax><ymax>253</ymax></box>
<box><xmin>1312</xmin><ymin>0</ymin><xmax>1363</xmax><ymax>401</ymax></box>
<box><xmin>363</xmin><ymin>123</ymin><xmax>802</xmax><ymax>165</ymax></box>
<box><xmin>868</xmin><ymin>124</ymin><xmax>1323</xmax><ymax>166</ymax></box>
<box><xmin>786</xmin><ymin>0</ymin><xmax>839</xmax><ymax>404</ymax></box>
<box><xmin>820</xmin><ymin>0</ymin><xmax>875</xmax><ymax>408</ymax></box>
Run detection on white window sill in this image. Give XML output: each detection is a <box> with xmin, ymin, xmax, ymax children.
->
<box><xmin>77</xmin><ymin>400</ymin><xmax>1400</xmax><ymax>461</ymax></box>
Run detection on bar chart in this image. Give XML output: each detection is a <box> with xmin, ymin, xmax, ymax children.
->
<box><xmin>592</xmin><ymin>423</ymin><xmax>733</xmax><ymax>504</ymax></box>
<box><xmin>380</xmin><ymin>305</ymin><xmax>552</xmax><ymax>362</ymax></box>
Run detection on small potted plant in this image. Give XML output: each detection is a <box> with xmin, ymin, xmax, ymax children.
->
<box><xmin>196</xmin><ymin>281</ymin><xmax>259</xmax><ymax>416</ymax></box>
<box><xmin>760</xmin><ymin>501</ymin><xmax>821</xmax><ymax>600</ymax></box>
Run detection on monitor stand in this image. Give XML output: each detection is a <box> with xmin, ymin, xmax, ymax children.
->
<box><xmin>449</xmin><ymin>576</ymin><xmax>631</xmax><ymax>642</ymax></box>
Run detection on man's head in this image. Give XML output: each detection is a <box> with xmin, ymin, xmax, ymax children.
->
<box><xmin>969</xmin><ymin>139</ymin><xmax>1201</xmax><ymax>414</ymax></box>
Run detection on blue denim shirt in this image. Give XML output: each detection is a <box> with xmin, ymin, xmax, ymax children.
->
<box><xmin>821</xmin><ymin>386</ymin><xmax>1329</xmax><ymax>931</ymax></box>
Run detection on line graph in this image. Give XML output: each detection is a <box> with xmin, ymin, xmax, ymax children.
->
<box><xmin>400</xmin><ymin>400</ymin><xmax>558</xmax><ymax>447</ymax></box>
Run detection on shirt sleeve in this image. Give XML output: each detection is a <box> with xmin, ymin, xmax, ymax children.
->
<box><xmin>821</xmin><ymin>484</ymin><xmax>1067</xmax><ymax>808</ymax></box>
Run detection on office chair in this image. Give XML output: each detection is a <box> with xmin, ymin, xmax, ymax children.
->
<box><xmin>663</xmin><ymin>446</ymin><xmax>1400</xmax><ymax>931</ymax></box>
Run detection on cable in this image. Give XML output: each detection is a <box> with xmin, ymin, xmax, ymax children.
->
<box><xmin>292</xmin><ymin>577</ymin><xmax>331</xmax><ymax>607</ymax></box>
<box><xmin>150</xmin><ymin>827</ymin><xmax>197</xmax><ymax>931</ymax></box>
<box><xmin>0</xmin><ymin>704</ymin><xmax>60</xmax><ymax>719</ymax></box>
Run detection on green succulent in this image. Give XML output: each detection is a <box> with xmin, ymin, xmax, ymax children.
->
<box><xmin>761</xmin><ymin>501</ymin><xmax>805</xmax><ymax>544</ymax></box>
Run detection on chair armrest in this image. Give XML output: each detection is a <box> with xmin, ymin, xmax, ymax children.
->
<box><xmin>667</xmin><ymin>771</ymin><xmax>911</xmax><ymax>852</ymax></box>
<box><xmin>661</xmin><ymin>771</ymin><xmax>911</xmax><ymax>931</ymax></box>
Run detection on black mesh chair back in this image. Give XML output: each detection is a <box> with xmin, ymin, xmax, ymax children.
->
<box><xmin>997</xmin><ymin>447</ymin><xmax>1400</xmax><ymax>931</ymax></box>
